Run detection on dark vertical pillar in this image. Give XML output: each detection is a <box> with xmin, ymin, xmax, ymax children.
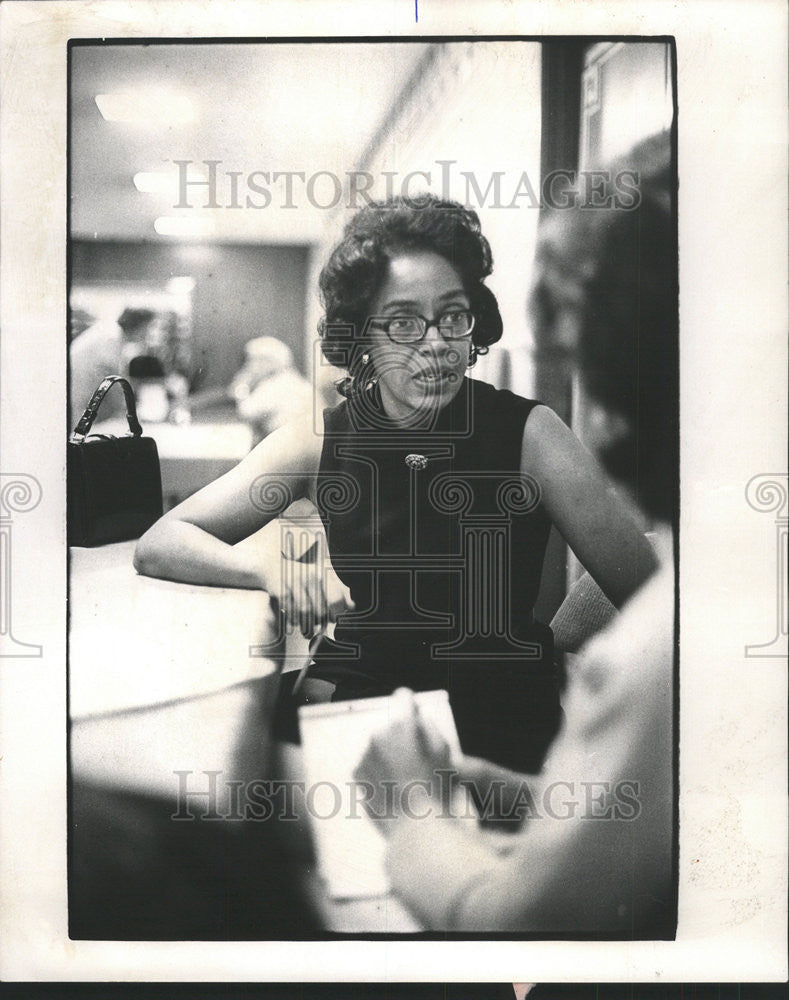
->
<box><xmin>539</xmin><ymin>41</ymin><xmax>585</xmax><ymax>195</ymax></box>
<box><xmin>534</xmin><ymin>39</ymin><xmax>585</xmax><ymax>423</ymax></box>
<box><xmin>532</xmin><ymin>41</ymin><xmax>586</xmax><ymax>625</ymax></box>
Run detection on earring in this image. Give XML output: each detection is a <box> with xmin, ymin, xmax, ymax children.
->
<box><xmin>468</xmin><ymin>345</ymin><xmax>488</xmax><ymax>367</ymax></box>
<box><xmin>361</xmin><ymin>352</ymin><xmax>370</xmax><ymax>366</ymax></box>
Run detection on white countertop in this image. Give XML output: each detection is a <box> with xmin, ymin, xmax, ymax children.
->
<box><xmin>69</xmin><ymin>541</ymin><xmax>281</xmax><ymax>719</ymax></box>
<box><xmin>91</xmin><ymin>418</ymin><xmax>253</xmax><ymax>461</ymax></box>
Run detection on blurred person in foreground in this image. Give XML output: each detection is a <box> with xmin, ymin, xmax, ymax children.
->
<box><xmin>353</xmin><ymin>137</ymin><xmax>678</xmax><ymax>934</ymax></box>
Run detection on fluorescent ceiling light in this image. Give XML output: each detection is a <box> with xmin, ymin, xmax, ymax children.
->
<box><xmin>134</xmin><ymin>164</ymin><xmax>208</xmax><ymax>195</ymax></box>
<box><xmin>166</xmin><ymin>276</ymin><xmax>197</xmax><ymax>294</ymax></box>
<box><xmin>133</xmin><ymin>171</ymin><xmax>172</xmax><ymax>194</ymax></box>
<box><xmin>95</xmin><ymin>91</ymin><xmax>195</xmax><ymax>125</ymax></box>
<box><xmin>154</xmin><ymin>216</ymin><xmax>215</xmax><ymax>238</ymax></box>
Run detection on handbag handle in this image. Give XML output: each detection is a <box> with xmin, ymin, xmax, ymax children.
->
<box><xmin>71</xmin><ymin>375</ymin><xmax>144</xmax><ymax>441</ymax></box>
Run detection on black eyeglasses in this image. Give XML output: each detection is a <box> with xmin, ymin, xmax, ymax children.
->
<box><xmin>369</xmin><ymin>309</ymin><xmax>476</xmax><ymax>344</ymax></box>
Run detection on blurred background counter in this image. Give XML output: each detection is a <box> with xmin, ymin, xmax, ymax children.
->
<box><xmin>89</xmin><ymin>417</ymin><xmax>253</xmax><ymax>508</ymax></box>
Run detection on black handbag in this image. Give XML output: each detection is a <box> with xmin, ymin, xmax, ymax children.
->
<box><xmin>68</xmin><ymin>375</ymin><xmax>163</xmax><ymax>547</ymax></box>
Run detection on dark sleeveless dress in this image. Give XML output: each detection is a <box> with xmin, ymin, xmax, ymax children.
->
<box><xmin>311</xmin><ymin>376</ymin><xmax>561</xmax><ymax>772</ymax></box>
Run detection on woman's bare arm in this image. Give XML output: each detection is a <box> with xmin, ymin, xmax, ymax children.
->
<box><xmin>134</xmin><ymin>409</ymin><xmax>323</xmax><ymax>592</ymax></box>
<box><xmin>521</xmin><ymin>405</ymin><xmax>658</xmax><ymax>609</ymax></box>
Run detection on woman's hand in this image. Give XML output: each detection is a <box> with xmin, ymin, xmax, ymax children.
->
<box><xmin>353</xmin><ymin>689</ymin><xmax>454</xmax><ymax>837</ymax></box>
<box><xmin>237</xmin><ymin>517</ymin><xmax>354</xmax><ymax>636</ymax></box>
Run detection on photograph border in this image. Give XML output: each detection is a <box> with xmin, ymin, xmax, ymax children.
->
<box><xmin>0</xmin><ymin>0</ymin><xmax>786</xmax><ymax>983</ymax></box>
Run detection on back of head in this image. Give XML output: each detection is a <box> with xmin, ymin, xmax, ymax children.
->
<box><xmin>244</xmin><ymin>336</ymin><xmax>293</xmax><ymax>372</ymax></box>
<box><xmin>117</xmin><ymin>307</ymin><xmax>157</xmax><ymax>339</ymax></box>
<box><xmin>532</xmin><ymin>135</ymin><xmax>677</xmax><ymax>523</ymax></box>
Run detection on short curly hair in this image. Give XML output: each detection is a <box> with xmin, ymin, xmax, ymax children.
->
<box><xmin>318</xmin><ymin>194</ymin><xmax>503</xmax><ymax>396</ymax></box>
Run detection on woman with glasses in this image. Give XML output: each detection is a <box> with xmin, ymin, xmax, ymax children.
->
<box><xmin>135</xmin><ymin>195</ymin><xmax>656</xmax><ymax>772</ymax></box>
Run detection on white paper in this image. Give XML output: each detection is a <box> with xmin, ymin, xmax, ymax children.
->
<box><xmin>299</xmin><ymin>689</ymin><xmax>462</xmax><ymax>899</ymax></box>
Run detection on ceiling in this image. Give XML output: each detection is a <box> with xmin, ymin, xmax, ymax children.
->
<box><xmin>70</xmin><ymin>41</ymin><xmax>431</xmax><ymax>244</ymax></box>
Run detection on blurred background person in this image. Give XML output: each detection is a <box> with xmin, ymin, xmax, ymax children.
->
<box><xmin>190</xmin><ymin>336</ymin><xmax>313</xmax><ymax>446</ymax></box>
<box><xmin>232</xmin><ymin>336</ymin><xmax>312</xmax><ymax>440</ymax></box>
<box><xmin>69</xmin><ymin>306</ymin><xmax>160</xmax><ymax>425</ymax></box>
